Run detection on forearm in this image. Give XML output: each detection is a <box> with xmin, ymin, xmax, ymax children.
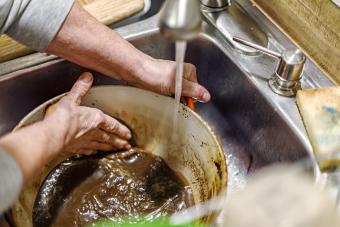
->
<box><xmin>47</xmin><ymin>2</ymin><xmax>150</xmax><ymax>84</ymax></box>
<box><xmin>0</xmin><ymin>121</ymin><xmax>63</xmax><ymax>185</ymax></box>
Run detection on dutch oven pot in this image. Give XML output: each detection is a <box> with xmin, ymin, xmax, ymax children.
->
<box><xmin>10</xmin><ymin>86</ymin><xmax>227</xmax><ymax>226</ymax></box>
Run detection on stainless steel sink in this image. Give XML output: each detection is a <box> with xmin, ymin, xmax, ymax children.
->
<box><xmin>110</xmin><ymin>0</ymin><xmax>163</xmax><ymax>29</ymax></box>
<box><xmin>0</xmin><ymin>32</ymin><xmax>310</xmax><ymax>191</ymax></box>
<box><xmin>0</xmin><ymin>0</ymin><xmax>335</xmax><ymax>194</ymax></box>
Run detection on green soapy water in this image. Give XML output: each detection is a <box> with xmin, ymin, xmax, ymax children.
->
<box><xmin>90</xmin><ymin>216</ymin><xmax>207</xmax><ymax>227</ymax></box>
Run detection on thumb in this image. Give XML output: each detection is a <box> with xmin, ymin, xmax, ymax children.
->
<box><xmin>182</xmin><ymin>79</ymin><xmax>211</xmax><ymax>102</ymax></box>
<box><xmin>63</xmin><ymin>72</ymin><xmax>94</xmax><ymax>105</ymax></box>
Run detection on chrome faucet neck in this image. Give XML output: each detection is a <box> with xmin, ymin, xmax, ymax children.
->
<box><xmin>159</xmin><ymin>0</ymin><xmax>202</xmax><ymax>41</ymax></box>
<box><xmin>200</xmin><ymin>0</ymin><xmax>231</xmax><ymax>8</ymax></box>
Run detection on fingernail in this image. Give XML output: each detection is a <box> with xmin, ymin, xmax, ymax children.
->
<box><xmin>125</xmin><ymin>144</ymin><xmax>131</xmax><ymax>149</ymax></box>
<box><xmin>80</xmin><ymin>73</ymin><xmax>93</xmax><ymax>82</ymax></box>
<box><xmin>126</xmin><ymin>132</ymin><xmax>132</xmax><ymax>140</ymax></box>
<box><xmin>202</xmin><ymin>92</ymin><xmax>211</xmax><ymax>102</ymax></box>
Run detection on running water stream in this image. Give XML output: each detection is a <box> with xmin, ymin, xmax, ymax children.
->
<box><xmin>174</xmin><ymin>41</ymin><xmax>187</xmax><ymax>104</ymax></box>
<box><xmin>172</xmin><ymin>41</ymin><xmax>187</xmax><ymax>142</ymax></box>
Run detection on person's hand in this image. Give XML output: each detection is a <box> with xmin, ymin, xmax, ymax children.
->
<box><xmin>47</xmin><ymin>2</ymin><xmax>210</xmax><ymax>104</ymax></box>
<box><xmin>46</xmin><ymin>2</ymin><xmax>209</xmax><ymax>103</ymax></box>
<box><xmin>132</xmin><ymin>57</ymin><xmax>211</xmax><ymax>103</ymax></box>
<box><xmin>44</xmin><ymin>72</ymin><xmax>131</xmax><ymax>156</ymax></box>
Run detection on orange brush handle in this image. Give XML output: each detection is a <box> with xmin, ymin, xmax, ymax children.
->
<box><xmin>185</xmin><ymin>97</ymin><xmax>195</xmax><ymax>111</ymax></box>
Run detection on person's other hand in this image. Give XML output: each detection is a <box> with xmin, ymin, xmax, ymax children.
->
<box><xmin>44</xmin><ymin>72</ymin><xmax>131</xmax><ymax>156</ymax></box>
<box><xmin>132</xmin><ymin>58</ymin><xmax>211</xmax><ymax>103</ymax></box>
<box><xmin>47</xmin><ymin>2</ymin><xmax>210</xmax><ymax>103</ymax></box>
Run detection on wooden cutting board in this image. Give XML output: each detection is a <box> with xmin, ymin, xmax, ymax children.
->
<box><xmin>251</xmin><ymin>0</ymin><xmax>340</xmax><ymax>85</ymax></box>
<box><xmin>0</xmin><ymin>0</ymin><xmax>144</xmax><ymax>62</ymax></box>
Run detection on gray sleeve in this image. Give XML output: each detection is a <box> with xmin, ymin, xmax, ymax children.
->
<box><xmin>0</xmin><ymin>0</ymin><xmax>74</xmax><ymax>51</ymax></box>
<box><xmin>0</xmin><ymin>148</ymin><xmax>23</xmax><ymax>213</ymax></box>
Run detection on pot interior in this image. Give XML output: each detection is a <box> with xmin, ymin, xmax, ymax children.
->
<box><xmin>11</xmin><ymin>86</ymin><xmax>227</xmax><ymax>226</ymax></box>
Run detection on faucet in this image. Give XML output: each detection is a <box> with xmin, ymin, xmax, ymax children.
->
<box><xmin>159</xmin><ymin>0</ymin><xmax>268</xmax><ymax>54</ymax></box>
<box><xmin>159</xmin><ymin>0</ymin><xmax>202</xmax><ymax>41</ymax></box>
<box><xmin>159</xmin><ymin>0</ymin><xmax>306</xmax><ymax>97</ymax></box>
<box><xmin>201</xmin><ymin>0</ymin><xmax>230</xmax><ymax>8</ymax></box>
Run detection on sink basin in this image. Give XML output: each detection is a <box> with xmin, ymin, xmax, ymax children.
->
<box><xmin>110</xmin><ymin>0</ymin><xmax>164</xmax><ymax>29</ymax></box>
<box><xmin>0</xmin><ymin>33</ymin><xmax>308</xmax><ymax>191</ymax></box>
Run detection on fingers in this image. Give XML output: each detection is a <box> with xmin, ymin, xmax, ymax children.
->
<box><xmin>182</xmin><ymin>79</ymin><xmax>211</xmax><ymax>102</ymax></box>
<box><xmin>183</xmin><ymin>63</ymin><xmax>198</xmax><ymax>83</ymax></box>
<box><xmin>98</xmin><ymin>113</ymin><xmax>132</xmax><ymax>140</ymax></box>
<box><xmin>64</xmin><ymin>129</ymin><xmax>131</xmax><ymax>156</ymax></box>
<box><xmin>71</xmin><ymin>149</ymin><xmax>96</xmax><ymax>156</ymax></box>
<box><xmin>62</xmin><ymin>72</ymin><xmax>94</xmax><ymax>105</ymax></box>
<box><xmin>81</xmin><ymin>150</ymin><xmax>96</xmax><ymax>156</ymax></box>
<box><xmin>49</xmin><ymin>72</ymin><xmax>134</xmax><ymax>158</ymax></box>
<box><xmin>90</xmin><ymin>129</ymin><xmax>131</xmax><ymax>149</ymax></box>
<box><xmin>82</xmin><ymin>141</ymin><xmax>115</xmax><ymax>151</ymax></box>
<box><xmin>63</xmin><ymin>145</ymin><xmax>97</xmax><ymax>156</ymax></box>
<box><xmin>182</xmin><ymin>63</ymin><xmax>211</xmax><ymax>102</ymax></box>
<box><xmin>64</xmin><ymin>140</ymin><xmax>116</xmax><ymax>155</ymax></box>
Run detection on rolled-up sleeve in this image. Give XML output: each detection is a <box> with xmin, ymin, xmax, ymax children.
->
<box><xmin>0</xmin><ymin>0</ymin><xmax>74</xmax><ymax>51</ymax></box>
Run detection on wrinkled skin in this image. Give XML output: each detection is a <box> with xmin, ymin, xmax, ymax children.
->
<box><xmin>44</xmin><ymin>73</ymin><xmax>132</xmax><ymax>156</ymax></box>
